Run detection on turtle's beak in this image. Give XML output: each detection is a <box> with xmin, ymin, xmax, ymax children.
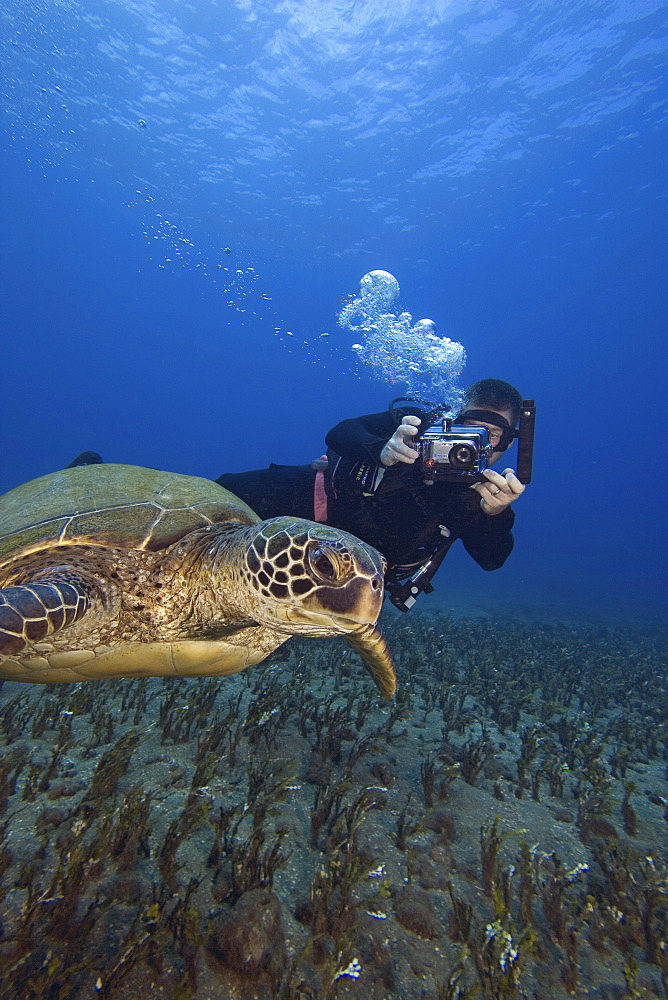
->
<box><xmin>280</xmin><ymin>607</ymin><xmax>373</xmax><ymax>634</ymax></box>
<box><xmin>302</xmin><ymin>573</ymin><xmax>384</xmax><ymax>626</ymax></box>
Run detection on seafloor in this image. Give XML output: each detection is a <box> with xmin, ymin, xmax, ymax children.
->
<box><xmin>0</xmin><ymin>608</ymin><xmax>666</xmax><ymax>1000</ymax></box>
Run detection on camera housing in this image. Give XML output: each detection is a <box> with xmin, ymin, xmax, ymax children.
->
<box><xmin>418</xmin><ymin>423</ymin><xmax>494</xmax><ymax>481</ymax></box>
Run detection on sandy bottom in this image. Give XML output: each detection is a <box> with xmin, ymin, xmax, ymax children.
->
<box><xmin>0</xmin><ymin>607</ymin><xmax>666</xmax><ymax>999</ymax></box>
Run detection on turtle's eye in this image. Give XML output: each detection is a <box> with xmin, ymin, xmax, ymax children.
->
<box><xmin>309</xmin><ymin>546</ymin><xmax>338</xmax><ymax>582</ymax></box>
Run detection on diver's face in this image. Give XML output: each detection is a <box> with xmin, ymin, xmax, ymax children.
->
<box><xmin>460</xmin><ymin>407</ymin><xmax>515</xmax><ymax>467</ymax></box>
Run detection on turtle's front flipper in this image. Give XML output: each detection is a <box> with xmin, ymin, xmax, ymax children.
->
<box><xmin>346</xmin><ymin>623</ymin><xmax>396</xmax><ymax>699</ymax></box>
<box><xmin>0</xmin><ymin>576</ymin><xmax>93</xmax><ymax>655</ymax></box>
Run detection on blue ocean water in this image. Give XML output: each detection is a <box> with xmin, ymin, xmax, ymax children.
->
<box><xmin>1</xmin><ymin>0</ymin><xmax>666</xmax><ymax>624</ymax></box>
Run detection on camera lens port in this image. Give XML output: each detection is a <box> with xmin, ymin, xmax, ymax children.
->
<box><xmin>449</xmin><ymin>443</ymin><xmax>475</xmax><ymax>468</ymax></box>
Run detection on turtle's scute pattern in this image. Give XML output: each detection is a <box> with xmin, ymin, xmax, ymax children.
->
<box><xmin>0</xmin><ymin>464</ymin><xmax>259</xmax><ymax>567</ymax></box>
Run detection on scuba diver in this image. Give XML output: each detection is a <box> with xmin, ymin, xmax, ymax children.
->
<box><xmin>215</xmin><ymin>379</ymin><xmax>534</xmax><ymax>611</ymax></box>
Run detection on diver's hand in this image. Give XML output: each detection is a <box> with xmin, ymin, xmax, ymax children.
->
<box><xmin>471</xmin><ymin>468</ymin><xmax>525</xmax><ymax>515</ymax></box>
<box><xmin>380</xmin><ymin>415</ymin><xmax>421</xmax><ymax>466</ymax></box>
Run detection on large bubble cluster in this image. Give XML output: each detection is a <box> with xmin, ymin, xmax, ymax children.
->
<box><xmin>338</xmin><ymin>270</ymin><xmax>466</xmax><ymax>408</ymax></box>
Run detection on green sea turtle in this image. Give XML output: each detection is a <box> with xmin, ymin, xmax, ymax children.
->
<box><xmin>0</xmin><ymin>465</ymin><xmax>396</xmax><ymax>697</ymax></box>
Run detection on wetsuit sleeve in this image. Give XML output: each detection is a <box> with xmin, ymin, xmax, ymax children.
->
<box><xmin>460</xmin><ymin>507</ymin><xmax>515</xmax><ymax>570</ymax></box>
<box><xmin>325</xmin><ymin>412</ymin><xmax>397</xmax><ymax>464</ymax></box>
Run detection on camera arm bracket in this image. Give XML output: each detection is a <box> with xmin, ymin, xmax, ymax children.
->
<box><xmin>386</xmin><ymin>530</ymin><xmax>454</xmax><ymax>612</ymax></box>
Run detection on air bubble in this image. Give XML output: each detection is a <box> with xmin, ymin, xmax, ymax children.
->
<box><xmin>339</xmin><ymin>271</ymin><xmax>466</xmax><ymax>404</ymax></box>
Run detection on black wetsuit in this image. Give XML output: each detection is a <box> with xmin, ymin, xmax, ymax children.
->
<box><xmin>216</xmin><ymin>406</ymin><xmax>515</xmax><ymax>582</ymax></box>
<box><xmin>216</xmin><ymin>463</ymin><xmax>319</xmax><ymax>522</ymax></box>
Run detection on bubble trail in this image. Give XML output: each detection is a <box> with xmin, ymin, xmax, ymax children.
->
<box><xmin>338</xmin><ymin>270</ymin><xmax>466</xmax><ymax>407</ymax></box>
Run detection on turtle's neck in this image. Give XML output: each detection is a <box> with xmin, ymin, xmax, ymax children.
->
<box><xmin>161</xmin><ymin>521</ymin><xmax>260</xmax><ymax>626</ymax></box>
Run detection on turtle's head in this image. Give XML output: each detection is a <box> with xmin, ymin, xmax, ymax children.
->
<box><xmin>241</xmin><ymin>518</ymin><xmax>385</xmax><ymax>636</ymax></box>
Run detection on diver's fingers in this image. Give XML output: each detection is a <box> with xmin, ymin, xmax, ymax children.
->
<box><xmin>500</xmin><ymin>469</ymin><xmax>526</xmax><ymax>496</ymax></box>
<box><xmin>479</xmin><ymin>469</ymin><xmax>507</xmax><ymax>490</ymax></box>
<box><xmin>472</xmin><ymin>467</ymin><xmax>526</xmax><ymax>513</ymax></box>
<box><xmin>381</xmin><ymin>418</ymin><xmax>421</xmax><ymax>466</ymax></box>
<box><xmin>396</xmin><ymin>419</ymin><xmax>419</xmax><ymax>442</ymax></box>
<box><xmin>398</xmin><ymin>443</ymin><xmax>419</xmax><ymax>460</ymax></box>
<box><xmin>390</xmin><ymin>438</ymin><xmax>419</xmax><ymax>462</ymax></box>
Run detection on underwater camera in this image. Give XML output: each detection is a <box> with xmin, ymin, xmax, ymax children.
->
<box><xmin>389</xmin><ymin>397</ymin><xmax>536</xmax><ymax>485</ymax></box>
<box><xmin>418</xmin><ymin>423</ymin><xmax>494</xmax><ymax>481</ymax></box>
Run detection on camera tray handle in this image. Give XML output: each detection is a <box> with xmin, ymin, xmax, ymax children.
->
<box><xmin>517</xmin><ymin>399</ymin><xmax>535</xmax><ymax>485</ymax></box>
